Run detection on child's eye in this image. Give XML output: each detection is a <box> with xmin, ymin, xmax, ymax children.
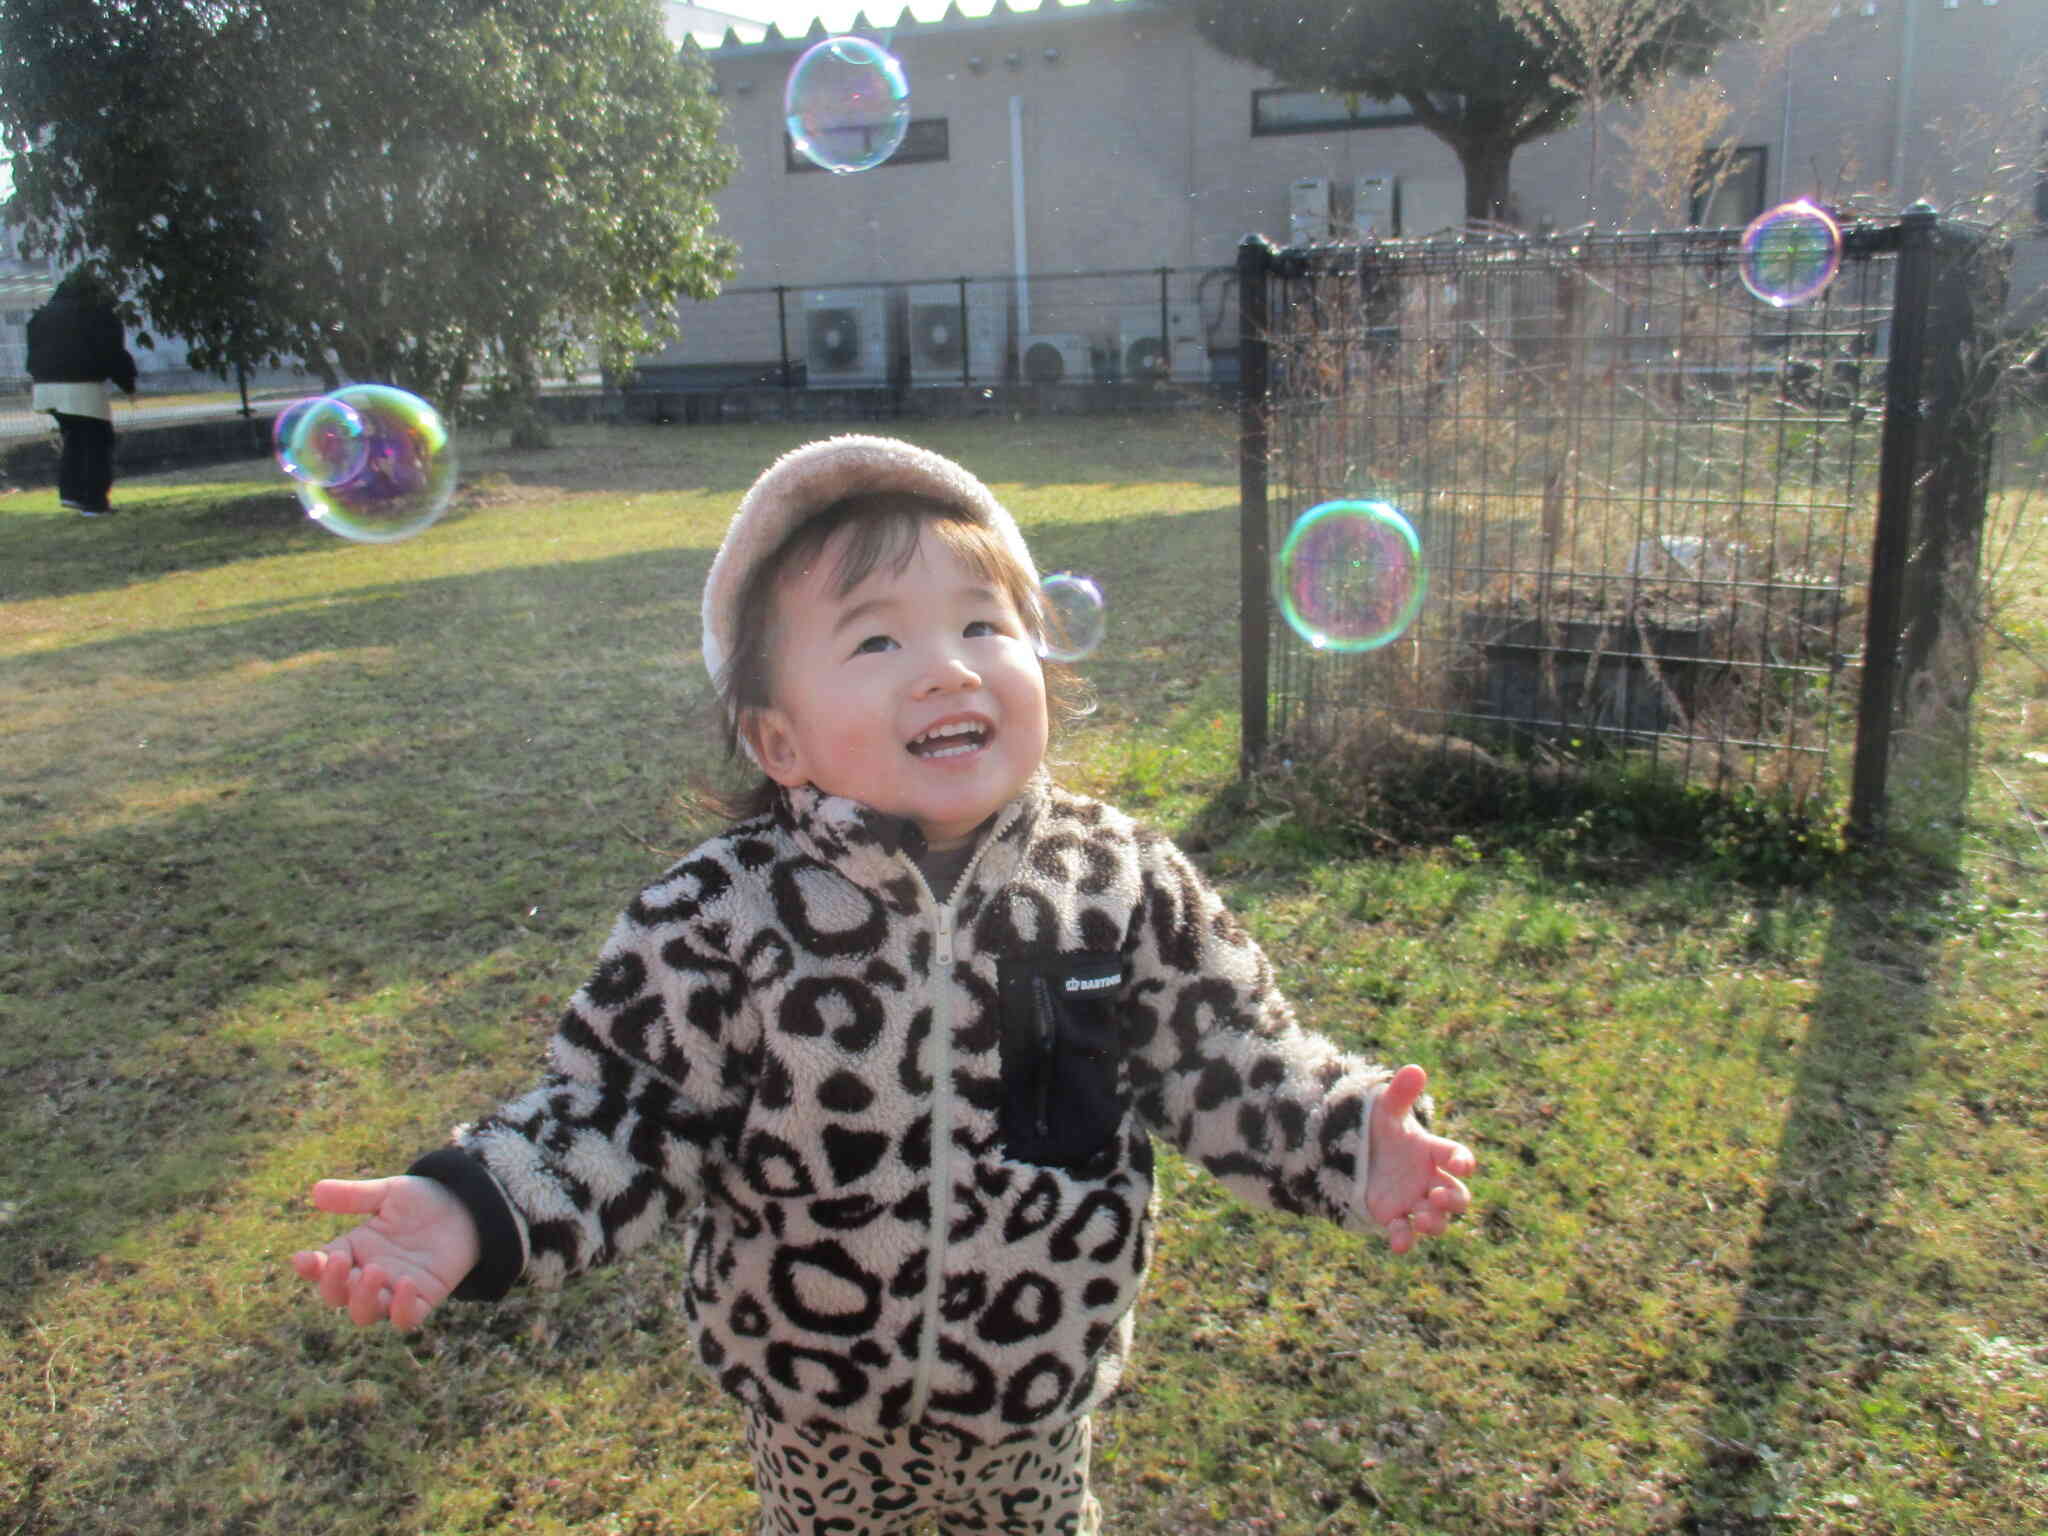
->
<box><xmin>964</xmin><ymin>619</ymin><xmax>1003</xmax><ymax>638</ymax></box>
<box><xmin>851</xmin><ymin>634</ymin><xmax>897</xmax><ymax>656</ymax></box>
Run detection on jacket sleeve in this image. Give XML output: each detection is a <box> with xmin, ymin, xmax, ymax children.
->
<box><xmin>416</xmin><ymin>856</ymin><xmax>760</xmax><ymax>1297</ymax></box>
<box><xmin>92</xmin><ymin>307</ymin><xmax>137</xmax><ymax>393</ymax></box>
<box><xmin>1120</xmin><ymin>826</ymin><xmax>1394</xmax><ymax>1236</ymax></box>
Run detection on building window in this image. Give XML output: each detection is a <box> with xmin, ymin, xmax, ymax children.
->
<box><xmin>1251</xmin><ymin>87</ymin><xmax>1419</xmax><ymax>137</ymax></box>
<box><xmin>785</xmin><ymin>116</ymin><xmax>948</xmax><ymax>173</ymax></box>
<box><xmin>1692</xmin><ymin>145</ymin><xmax>1768</xmax><ymax>228</ymax></box>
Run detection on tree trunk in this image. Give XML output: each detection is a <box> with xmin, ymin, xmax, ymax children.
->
<box><xmin>1452</xmin><ymin>136</ymin><xmax>1516</xmax><ymax>227</ymax></box>
<box><xmin>503</xmin><ymin>339</ymin><xmax>553</xmax><ymax>451</ymax></box>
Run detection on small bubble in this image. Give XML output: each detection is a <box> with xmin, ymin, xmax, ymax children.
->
<box><xmin>275</xmin><ymin>396</ymin><xmax>368</xmax><ymax>488</ymax></box>
<box><xmin>1035</xmin><ymin>573</ymin><xmax>1106</xmax><ymax>662</ymax></box>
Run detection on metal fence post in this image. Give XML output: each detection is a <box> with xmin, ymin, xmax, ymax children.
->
<box><xmin>775</xmin><ymin>286</ymin><xmax>793</xmax><ymax>391</ymax></box>
<box><xmin>1238</xmin><ymin>234</ymin><xmax>1273</xmax><ymax>777</ymax></box>
<box><xmin>1157</xmin><ymin>266</ymin><xmax>1171</xmax><ymax>381</ymax></box>
<box><xmin>1898</xmin><ymin>222</ymin><xmax>2008</xmax><ymax>687</ymax></box>
<box><xmin>1847</xmin><ymin>203</ymin><xmax>1938</xmax><ymax>842</ymax></box>
<box><xmin>1888</xmin><ymin>216</ymin><xmax>2010</xmax><ymax>858</ymax></box>
<box><xmin>957</xmin><ymin>277</ymin><xmax>971</xmax><ymax>389</ymax></box>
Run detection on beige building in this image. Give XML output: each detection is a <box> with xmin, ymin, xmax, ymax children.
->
<box><xmin>648</xmin><ymin>0</ymin><xmax>2046</xmax><ymax>384</ymax></box>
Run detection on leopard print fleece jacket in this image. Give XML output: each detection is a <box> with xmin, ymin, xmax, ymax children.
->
<box><xmin>412</xmin><ymin>779</ymin><xmax>1398</xmax><ymax>1446</ymax></box>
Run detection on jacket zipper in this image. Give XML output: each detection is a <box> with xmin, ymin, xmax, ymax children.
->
<box><xmin>900</xmin><ymin>801</ymin><xmax>1029</xmax><ymax>1426</ymax></box>
<box><xmin>905</xmin><ymin>885</ymin><xmax>959</xmax><ymax>1426</ymax></box>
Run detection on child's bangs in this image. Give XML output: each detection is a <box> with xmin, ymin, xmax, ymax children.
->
<box><xmin>819</xmin><ymin>495</ymin><xmax>1038</xmax><ymax>632</ymax></box>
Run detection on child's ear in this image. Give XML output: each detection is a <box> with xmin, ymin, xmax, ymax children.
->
<box><xmin>744</xmin><ymin>707</ymin><xmax>810</xmax><ymax>788</ymax></box>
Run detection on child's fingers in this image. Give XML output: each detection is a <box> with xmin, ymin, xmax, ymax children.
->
<box><xmin>350</xmin><ymin>1262</ymin><xmax>394</xmax><ymax>1327</ymax></box>
<box><xmin>391</xmin><ymin>1276</ymin><xmax>431</xmax><ymax>1332</ymax></box>
<box><xmin>289</xmin><ymin>1249</ymin><xmax>327</xmax><ymax>1283</ymax></box>
<box><xmin>318</xmin><ymin>1247</ymin><xmax>358</xmax><ymax>1310</ymax></box>
<box><xmin>1434</xmin><ymin>1137</ymin><xmax>1477</xmax><ymax>1178</ymax></box>
<box><xmin>1378</xmin><ymin>1064</ymin><xmax>1429</xmax><ymax>1123</ymax></box>
<box><xmin>311</xmin><ymin>1177</ymin><xmax>392</xmax><ymax>1217</ymax></box>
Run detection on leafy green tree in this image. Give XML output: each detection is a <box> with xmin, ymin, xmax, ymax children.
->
<box><xmin>1164</xmin><ymin>0</ymin><xmax>1743</xmax><ymax>226</ymax></box>
<box><xmin>0</xmin><ymin>0</ymin><xmax>736</xmax><ymax>435</ymax></box>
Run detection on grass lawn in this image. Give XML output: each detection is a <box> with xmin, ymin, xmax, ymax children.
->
<box><xmin>2</xmin><ymin>412</ymin><xmax>2043</xmax><ymax>1535</ymax></box>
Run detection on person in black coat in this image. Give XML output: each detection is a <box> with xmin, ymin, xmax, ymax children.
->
<box><xmin>28</xmin><ymin>266</ymin><xmax>138</xmax><ymax>516</ymax></box>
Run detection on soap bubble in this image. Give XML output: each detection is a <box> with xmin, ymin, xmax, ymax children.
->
<box><xmin>1739</xmin><ymin>199</ymin><xmax>1841</xmax><ymax>308</ymax></box>
<box><xmin>1036</xmin><ymin>573</ymin><xmax>1106</xmax><ymax>662</ymax></box>
<box><xmin>274</xmin><ymin>395</ymin><xmax>368</xmax><ymax>488</ymax></box>
<box><xmin>295</xmin><ymin>384</ymin><xmax>455</xmax><ymax>544</ymax></box>
<box><xmin>785</xmin><ymin>35</ymin><xmax>910</xmax><ymax>174</ymax></box>
<box><xmin>1275</xmin><ymin>500</ymin><xmax>1426</xmax><ymax>652</ymax></box>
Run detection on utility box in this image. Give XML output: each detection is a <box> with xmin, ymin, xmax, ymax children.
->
<box><xmin>1353</xmin><ymin>175</ymin><xmax>1398</xmax><ymax>239</ymax></box>
<box><xmin>1289</xmin><ymin>176</ymin><xmax>1333</xmax><ymax>244</ymax></box>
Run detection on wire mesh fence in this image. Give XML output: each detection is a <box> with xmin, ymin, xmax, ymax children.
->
<box><xmin>1236</xmin><ymin>210</ymin><xmax>2014</xmax><ymax>840</ymax></box>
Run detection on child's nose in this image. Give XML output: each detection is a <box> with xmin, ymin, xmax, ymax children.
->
<box><xmin>914</xmin><ymin>652</ymin><xmax>982</xmax><ymax>696</ymax></box>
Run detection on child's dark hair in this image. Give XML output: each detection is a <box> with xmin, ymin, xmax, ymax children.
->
<box><xmin>704</xmin><ymin>489</ymin><xmax>1087</xmax><ymax>822</ymax></box>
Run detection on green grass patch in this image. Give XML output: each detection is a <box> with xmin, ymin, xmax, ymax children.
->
<box><xmin>4</xmin><ymin>413</ymin><xmax>2044</xmax><ymax>1534</ymax></box>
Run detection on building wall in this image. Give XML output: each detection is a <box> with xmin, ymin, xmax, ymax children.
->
<box><xmin>657</xmin><ymin>0</ymin><xmax>2046</xmax><ymax>373</ymax></box>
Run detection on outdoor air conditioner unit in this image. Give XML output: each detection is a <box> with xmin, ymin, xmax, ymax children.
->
<box><xmin>1352</xmin><ymin>174</ymin><xmax>1399</xmax><ymax>239</ymax></box>
<box><xmin>804</xmin><ymin>287</ymin><xmax>894</xmax><ymax>387</ymax></box>
<box><xmin>1114</xmin><ymin>303</ymin><xmax>1206</xmax><ymax>382</ymax></box>
<box><xmin>1020</xmin><ymin>332</ymin><xmax>1091</xmax><ymax>385</ymax></box>
<box><xmin>1289</xmin><ymin>175</ymin><xmax>1333</xmax><ymax>244</ymax></box>
<box><xmin>907</xmin><ymin>281</ymin><xmax>1010</xmax><ymax>385</ymax></box>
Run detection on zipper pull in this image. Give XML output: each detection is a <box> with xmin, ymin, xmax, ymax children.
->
<box><xmin>1031</xmin><ymin>976</ymin><xmax>1058</xmax><ymax>1141</ymax></box>
<box><xmin>935</xmin><ymin>905</ymin><xmax>954</xmax><ymax>970</ymax></box>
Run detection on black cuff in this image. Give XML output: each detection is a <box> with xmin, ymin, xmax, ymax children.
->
<box><xmin>407</xmin><ymin>1146</ymin><xmax>526</xmax><ymax>1302</ymax></box>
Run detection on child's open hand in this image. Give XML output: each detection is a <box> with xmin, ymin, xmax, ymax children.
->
<box><xmin>1364</xmin><ymin>1065</ymin><xmax>1475</xmax><ymax>1253</ymax></box>
<box><xmin>289</xmin><ymin>1176</ymin><xmax>480</xmax><ymax>1331</ymax></box>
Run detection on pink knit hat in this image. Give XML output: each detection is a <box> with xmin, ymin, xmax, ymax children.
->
<box><xmin>700</xmin><ymin>435</ymin><xmax>1040</xmax><ymax>706</ymax></box>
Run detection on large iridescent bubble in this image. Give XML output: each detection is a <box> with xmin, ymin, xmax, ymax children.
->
<box><xmin>292</xmin><ymin>385</ymin><xmax>455</xmax><ymax>544</ymax></box>
<box><xmin>784</xmin><ymin>36</ymin><xmax>910</xmax><ymax>174</ymax></box>
<box><xmin>1275</xmin><ymin>500</ymin><xmax>1427</xmax><ymax>653</ymax></box>
<box><xmin>1738</xmin><ymin>199</ymin><xmax>1842</xmax><ymax>308</ymax></box>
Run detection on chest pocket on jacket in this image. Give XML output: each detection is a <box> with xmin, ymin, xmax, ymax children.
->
<box><xmin>997</xmin><ymin>952</ymin><xmax>1126</xmax><ymax>1175</ymax></box>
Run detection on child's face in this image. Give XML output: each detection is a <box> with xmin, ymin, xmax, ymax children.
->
<box><xmin>747</xmin><ymin>522</ymin><xmax>1050</xmax><ymax>851</ymax></box>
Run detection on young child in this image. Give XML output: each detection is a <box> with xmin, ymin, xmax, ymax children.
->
<box><xmin>291</xmin><ymin>435</ymin><xmax>1476</xmax><ymax>1535</ymax></box>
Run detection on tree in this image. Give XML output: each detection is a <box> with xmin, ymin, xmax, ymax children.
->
<box><xmin>1163</xmin><ymin>0</ymin><xmax>1742</xmax><ymax>227</ymax></box>
<box><xmin>0</xmin><ymin>0</ymin><xmax>736</xmax><ymax>434</ymax></box>
<box><xmin>1612</xmin><ymin>0</ymin><xmax>1832</xmax><ymax>227</ymax></box>
<box><xmin>1500</xmin><ymin>0</ymin><xmax>1731</xmax><ymax>223</ymax></box>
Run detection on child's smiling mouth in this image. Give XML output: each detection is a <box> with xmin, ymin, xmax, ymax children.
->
<box><xmin>906</xmin><ymin>718</ymin><xmax>992</xmax><ymax>759</ymax></box>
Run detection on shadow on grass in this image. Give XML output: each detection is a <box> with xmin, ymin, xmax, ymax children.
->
<box><xmin>1678</xmin><ymin>858</ymin><xmax>1955</xmax><ymax>1530</ymax></box>
<box><xmin>0</xmin><ymin>542</ymin><xmax>725</xmax><ymax>1323</ymax></box>
<box><xmin>0</xmin><ymin>413</ymin><xmax>1238</xmax><ymax>606</ymax></box>
<box><xmin>0</xmin><ymin>487</ymin><xmax>387</xmax><ymax>603</ymax></box>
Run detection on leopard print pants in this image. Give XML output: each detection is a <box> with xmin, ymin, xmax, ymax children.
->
<box><xmin>743</xmin><ymin>1410</ymin><xmax>1103</xmax><ymax>1535</ymax></box>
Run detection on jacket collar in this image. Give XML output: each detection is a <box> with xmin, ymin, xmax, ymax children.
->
<box><xmin>776</xmin><ymin>779</ymin><xmax>1047</xmax><ymax>891</ymax></box>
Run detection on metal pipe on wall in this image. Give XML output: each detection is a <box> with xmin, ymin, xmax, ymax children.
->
<box><xmin>1010</xmin><ymin>95</ymin><xmax>1030</xmax><ymax>335</ymax></box>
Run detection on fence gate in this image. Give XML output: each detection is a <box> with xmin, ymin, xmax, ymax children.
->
<box><xmin>1236</xmin><ymin>206</ymin><xmax>2010</xmax><ymax>842</ymax></box>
